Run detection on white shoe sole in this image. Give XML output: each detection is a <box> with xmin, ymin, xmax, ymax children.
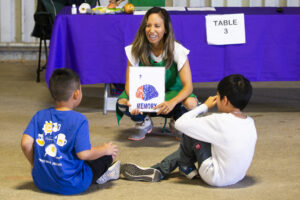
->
<box><xmin>179</xmin><ymin>169</ymin><xmax>198</xmax><ymax>180</ymax></box>
<box><xmin>121</xmin><ymin>163</ymin><xmax>161</xmax><ymax>182</ymax></box>
<box><xmin>128</xmin><ymin>128</ymin><xmax>152</xmax><ymax>141</ymax></box>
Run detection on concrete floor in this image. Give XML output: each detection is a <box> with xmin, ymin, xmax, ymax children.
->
<box><xmin>0</xmin><ymin>61</ymin><xmax>299</xmax><ymax>200</ymax></box>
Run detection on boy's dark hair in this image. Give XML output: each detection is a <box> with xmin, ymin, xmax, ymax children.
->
<box><xmin>217</xmin><ymin>74</ymin><xmax>252</xmax><ymax>110</ymax></box>
<box><xmin>49</xmin><ymin>68</ymin><xmax>80</xmax><ymax>101</ymax></box>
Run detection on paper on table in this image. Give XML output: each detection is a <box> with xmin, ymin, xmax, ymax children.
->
<box><xmin>163</xmin><ymin>7</ymin><xmax>186</xmax><ymax>11</ymax></box>
<box><xmin>133</xmin><ymin>10</ymin><xmax>147</xmax><ymax>15</ymax></box>
<box><xmin>187</xmin><ymin>7</ymin><xmax>216</xmax><ymax>11</ymax></box>
<box><xmin>133</xmin><ymin>7</ymin><xmax>186</xmax><ymax>14</ymax></box>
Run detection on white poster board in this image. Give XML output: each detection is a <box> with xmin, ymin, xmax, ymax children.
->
<box><xmin>129</xmin><ymin>67</ymin><xmax>165</xmax><ymax>112</ymax></box>
<box><xmin>205</xmin><ymin>13</ymin><xmax>246</xmax><ymax>45</ymax></box>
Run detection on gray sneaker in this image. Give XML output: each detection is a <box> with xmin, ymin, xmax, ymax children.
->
<box><xmin>120</xmin><ymin>163</ymin><xmax>161</xmax><ymax>182</ymax></box>
<box><xmin>128</xmin><ymin>115</ymin><xmax>153</xmax><ymax>141</ymax></box>
<box><xmin>96</xmin><ymin>161</ymin><xmax>120</xmax><ymax>184</ymax></box>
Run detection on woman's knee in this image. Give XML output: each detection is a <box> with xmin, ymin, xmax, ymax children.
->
<box><xmin>183</xmin><ymin>97</ymin><xmax>198</xmax><ymax>110</ymax></box>
<box><xmin>117</xmin><ymin>98</ymin><xmax>127</xmax><ymax>105</ymax></box>
<box><xmin>117</xmin><ymin>99</ymin><xmax>130</xmax><ymax>115</ymax></box>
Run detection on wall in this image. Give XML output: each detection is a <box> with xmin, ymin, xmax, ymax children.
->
<box><xmin>0</xmin><ymin>0</ymin><xmax>299</xmax><ymax>60</ymax></box>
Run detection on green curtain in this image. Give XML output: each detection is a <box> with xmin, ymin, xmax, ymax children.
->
<box><xmin>129</xmin><ymin>0</ymin><xmax>165</xmax><ymax>7</ymax></box>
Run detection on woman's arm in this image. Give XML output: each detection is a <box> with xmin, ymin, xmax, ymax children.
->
<box><xmin>155</xmin><ymin>58</ymin><xmax>193</xmax><ymax>115</ymax></box>
<box><xmin>124</xmin><ymin>59</ymin><xmax>130</xmax><ymax>96</ymax></box>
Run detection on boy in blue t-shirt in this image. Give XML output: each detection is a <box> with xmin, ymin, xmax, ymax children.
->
<box><xmin>21</xmin><ymin>68</ymin><xmax>120</xmax><ymax>195</ymax></box>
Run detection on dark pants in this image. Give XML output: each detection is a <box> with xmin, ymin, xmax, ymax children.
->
<box><xmin>117</xmin><ymin>102</ymin><xmax>188</xmax><ymax>122</ymax></box>
<box><xmin>152</xmin><ymin>134</ymin><xmax>212</xmax><ymax>177</ymax></box>
<box><xmin>86</xmin><ymin>155</ymin><xmax>113</xmax><ymax>184</ymax></box>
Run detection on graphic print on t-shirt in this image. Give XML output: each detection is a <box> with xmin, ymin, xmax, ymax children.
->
<box><xmin>36</xmin><ymin>121</ymin><xmax>66</xmax><ymax>163</ymax></box>
<box><xmin>36</xmin><ymin>134</ymin><xmax>45</xmax><ymax>146</ymax></box>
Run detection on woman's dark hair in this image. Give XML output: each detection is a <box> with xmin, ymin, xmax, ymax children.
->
<box><xmin>217</xmin><ymin>74</ymin><xmax>252</xmax><ymax>110</ymax></box>
<box><xmin>49</xmin><ymin>68</ymin><xmax>80</xmax><ymax>101</ymax></box>
<box><xmin>131</xmin><ymin>7</ymin><xmax>175</xmax><ymax>69</ymax></box>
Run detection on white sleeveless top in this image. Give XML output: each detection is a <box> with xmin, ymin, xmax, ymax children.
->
<box><xmin>125</xmin><ymin>41</ymin><xmax>190</xmax><ymax>71</ymax></box>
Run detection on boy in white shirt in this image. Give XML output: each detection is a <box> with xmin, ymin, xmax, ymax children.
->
<box><xmin>121</xmin><ymin>74</ymin><xmax>257</xmax><ymax>187</ymax></box>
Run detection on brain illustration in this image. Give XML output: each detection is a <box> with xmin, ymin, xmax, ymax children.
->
<box><xmin>136</xmin><ymin>84</ymin><xmax>158</xmax><ymax>101</ymax></box>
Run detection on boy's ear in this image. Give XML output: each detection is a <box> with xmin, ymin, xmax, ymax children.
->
<box><xmin>73</xmin><ymin>89</ymin><xmax>80</xmax><ymax>100</ymax></box>
<box><xmin>223</xmin><ymin>96</ymin><xmax>229</xmax><ymax>105</ymax></box>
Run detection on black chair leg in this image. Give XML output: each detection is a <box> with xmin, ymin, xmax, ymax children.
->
<box><xmin>36</xmin><ymin>37</ymin><xmax>43</xmax><ymax>82</ymax></box>
<box><xmin>42</xmin><ymin>38</ymin><xmax>48</xmax><ymax>71</ymax></box>
<box><xmin>36</xmin><ymin>38</ymin><xmax>48</xmax><ymax>82</ymax></box>
<box><xmin>44</xmin><ymin>39</ymin><xmax>48</xmax><ymax>59</ymax></box>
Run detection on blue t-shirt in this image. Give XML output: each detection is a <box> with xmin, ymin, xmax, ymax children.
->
<box><xmin>24</xmin><ymin>108</ymin><xmax>93</xmax><ymax>195</ymax></box>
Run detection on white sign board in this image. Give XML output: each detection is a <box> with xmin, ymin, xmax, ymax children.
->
<box><xmin>205</xmin><ymin>13</ymin><xmax>246</xmax><ymax>45</ymax></box>
<box><xmin>129</xmin><ymin>67</ymin><xmax>165</xmax><ymax>112</ymax></box>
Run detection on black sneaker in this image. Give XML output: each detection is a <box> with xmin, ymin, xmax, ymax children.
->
<box><xmin>121</xmin><ymin>163</ymin><xmax>161</xmax><ymax>182</ymax></box>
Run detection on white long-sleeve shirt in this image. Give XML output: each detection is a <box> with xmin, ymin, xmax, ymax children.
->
<box><xmin>175</xmin><ymin>104</ymin><xmax>257</xmax><ymax>187</ymax></box>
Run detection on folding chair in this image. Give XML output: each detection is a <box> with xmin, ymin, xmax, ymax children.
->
<box><xmin>33</xmin><ymin>12</ymin><xmax>53</xmax><ymax>82</ymax></box>
<box><xmin>32</xmin><ymin>0</ymin><xmax>69</xmax><ymax>82</ymax></box>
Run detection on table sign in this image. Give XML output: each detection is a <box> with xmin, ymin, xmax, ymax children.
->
<box><xmin>129</xmin><ymin>67</ymin><xmax>165</xmax><ymax>112</ymax></box>
<box><xmin>205</xmin><ymin>13</ymin><xmax>246</xmax><ymax>45</ymax></box>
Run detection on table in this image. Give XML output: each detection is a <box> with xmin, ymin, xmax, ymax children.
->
<box><xmin>46</xmin><ymin>7</ymin><xmax>300</xmax><ymax>113</ymax></box>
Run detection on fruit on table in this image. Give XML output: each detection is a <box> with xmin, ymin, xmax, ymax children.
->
<box><xmin>107</xmin><ymin>3</ymin><xmax>117</xmax><ymax>8</ymax></box>
<box><xmin>124</xmin><ymin>3</ymin><xmax>134</xmax><ymax>14</ymax></box>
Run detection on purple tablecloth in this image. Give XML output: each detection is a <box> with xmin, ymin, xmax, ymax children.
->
<box><xmin>46</xmin><ymin>7</ymin><xmax>300</xmax><ymax>84</ymax></box>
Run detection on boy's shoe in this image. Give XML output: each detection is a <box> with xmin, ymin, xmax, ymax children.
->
<box><xmin>120</xmin><ymin>163</ymin><xmax>161</xmax><ymax>182</ymax></box>
<box><xmin>169</xmin><ymin>118</ymin><xmax>183</xmax><ymax>141</ymax></box>
<box><xmin>128</xmin><ymin>115</ymin><xmax>153</xmax><ymax>141</ymax></box>
<box><xmin>96</xmin><ymin>161</ymin><xmax>121</xmax><ymax>184</ymax></box>
<box><xmin>179</xmin><ymin>165</ymin><xmax>198</xmax><ymax>180</ymax></box>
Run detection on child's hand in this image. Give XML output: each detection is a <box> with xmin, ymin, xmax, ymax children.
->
<box><xmin>103</xmin><ymin>142</ymin><xmax>118</xmax><ymax>158</ymax></box>
<box><xmin>204</xmin><ymin>95</ymin><xmax>217</xmax><ymax>109</ymax></box>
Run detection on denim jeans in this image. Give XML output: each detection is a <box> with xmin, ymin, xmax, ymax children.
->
<box><xmin>151</xmin><ymin>134</ymin><xmax>211</xmax><ymax>178</ymax></box>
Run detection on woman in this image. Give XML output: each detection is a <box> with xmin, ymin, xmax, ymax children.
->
<box><xmin>117</xmin><ymin>7</ymin><xmax>198</xmax><ymax>141</ymax></box>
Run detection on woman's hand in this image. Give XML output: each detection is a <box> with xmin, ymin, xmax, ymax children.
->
<box><xmin>154</xmin><ymin>100</ymin><xmax>177</xmax><ymax>115</ymax></box>
<box><xmin>118</xmin><ymin>98</ymin><xmax>142</xmax><ymax>115</ymax></box>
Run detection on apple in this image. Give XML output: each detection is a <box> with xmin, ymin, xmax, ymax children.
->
<box><xmin>124</xmin><ymin>3</ymin><xmax>134</xmax><ymax>14</ymax></box>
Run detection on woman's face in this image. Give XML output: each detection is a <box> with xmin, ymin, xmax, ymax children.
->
<box><xmin>145</xmin><ymin>13</ymin><xmax>166</xmax><ymax>47</ymax></box>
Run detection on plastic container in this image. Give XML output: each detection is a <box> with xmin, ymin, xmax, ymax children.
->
<box><xmin>71</xmin><ymin>4</ymin><xmax>77</xmax><ymax>14</ymax></box>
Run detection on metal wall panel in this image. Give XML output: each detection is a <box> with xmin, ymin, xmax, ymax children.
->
<box><xmin>0</xmin><ymin>0</ymin><xmax>15</xmax><ymax>42</ymax></box>
<box><xmin>22</xmin><ymin>0</ymin><xmax>35</xmax><ymax>43</ymax></box>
